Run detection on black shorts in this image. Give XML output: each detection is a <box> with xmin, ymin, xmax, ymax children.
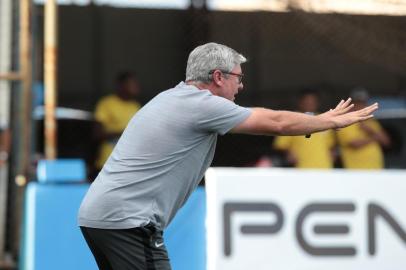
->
<box><xmin>80</xmin><ymin>225</ymin><xmax>171</xmax><ymax>270</ymax></box>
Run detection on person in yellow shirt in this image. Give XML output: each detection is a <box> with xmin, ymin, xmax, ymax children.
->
<box><xmin>94</xmin><ymin>72</ymin><xmax>142</xmax><ymax>171</ymax></box>
<box><xmin>337</xmin><ymin>89</ymin><xmax>391</xmax><ymax>169</ymax></box>
<box><xmin>273</xmin><ymin>90</ymin><xmax>336</xmax><ymax>169</ymax></box>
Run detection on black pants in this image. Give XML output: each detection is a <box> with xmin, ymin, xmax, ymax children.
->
<box><xmin>80</xmin><ymin>225</ymin><xmax>172</xmax><ymax>270</ymax></box>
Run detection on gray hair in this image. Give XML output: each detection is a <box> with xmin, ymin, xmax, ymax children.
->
<box><xmin>185</xmin><ymin>42</ymin><xmax>247</xmax><ymax>83</ymax></box>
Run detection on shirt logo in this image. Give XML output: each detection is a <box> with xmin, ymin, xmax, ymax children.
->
<box><xmin>155</xmin><ymin>241</ymin><xmax>164</xmax><ymax>248</ymax></box>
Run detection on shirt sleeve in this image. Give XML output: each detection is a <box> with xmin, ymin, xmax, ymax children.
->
<box><xmin>194</xmin><ymin>93</ymin><xmax>252</xmax><ymax>135</ymax></box>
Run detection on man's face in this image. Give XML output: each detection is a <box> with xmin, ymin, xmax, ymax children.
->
<box><xmin>298</xmin><ymin>94</ymin><xmax>319</xmax><ymax>113</ymax></box>
<box><xmin>122</xmin><ymin>78</ymin><xmax>140</xmax><ymax>98</ymax></box>
<box><xmin>217</xmin><ymin>65</ymin><xmax>244</xmax><ymax>101</ymax></box>
<box><xmin>353</xmin><ymin>100</ymin><xmax>367</xmax><ymax>111</ymax></box>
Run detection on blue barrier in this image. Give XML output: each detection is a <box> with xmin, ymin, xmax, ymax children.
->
<box><xmin>20</xmin><ymin>183</ymin><xmax>97</xmax><ymax>270</ymax></box>
<box><xmin>20</xmin><ymin>159</ymin><xmax>206</xmax><ymax>270</ymax></box>
<box><xmin>165</xmin><ymin>187</ymin><xmax>206</xmax><ymax>270</ymax></box>
<box><xmin>36</xmin><ymin>159</ymin><xmax>86</xmax><ymax>183</ymax></box>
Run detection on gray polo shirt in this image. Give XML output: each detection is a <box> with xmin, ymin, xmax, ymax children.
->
<box><xmin>78</xmin><ymin>82</ymin><xmax>251</xmax><ymax>230</ymax></box>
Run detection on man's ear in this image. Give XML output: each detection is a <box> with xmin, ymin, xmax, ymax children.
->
<box><xmin>212</xmin><ymin>70</ymin><xmax>223</xmax><ymax>86</ymax></box>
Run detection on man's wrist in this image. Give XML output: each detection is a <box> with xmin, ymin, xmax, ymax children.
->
<box><xmin>318</xmin><ymin>114</ymin><xmax>337</xmax><ymax>130</ymax></box>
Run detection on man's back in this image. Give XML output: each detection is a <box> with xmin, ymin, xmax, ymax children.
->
<box><xmin>78</xmin><ymin>82</ymin><xmax>251</xmax><ymax>230</ymax></box>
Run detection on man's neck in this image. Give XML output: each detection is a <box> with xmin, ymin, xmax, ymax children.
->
<box><xmin>186</xmin><ymin>81</ymin><xmax>217</xmax><ymax>95</ymax></box>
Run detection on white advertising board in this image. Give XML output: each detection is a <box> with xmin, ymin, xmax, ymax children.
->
<box><xmin>205</xmin><ymin>168</ymin><xmax>406</xmax><ymax>270</ymax></box>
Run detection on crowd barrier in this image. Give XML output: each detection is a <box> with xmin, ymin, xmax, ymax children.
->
<box><xmin>21</xmin><ymin>162</ymin><xmax>404</xmax><ymax>270</ymax></box>
<box><xmin>20</xmin><ymin>159</ymin><xmax>206</xmax><ymax>270</ymax></box>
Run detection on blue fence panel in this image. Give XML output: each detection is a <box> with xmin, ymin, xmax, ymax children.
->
<box><xmin>36</xmin><ymin>159</ymin><xmax>86</xmax><ymax>183</ymax></box>
<box><xmin>165</xmin><ymin>187</ymin><xmax>206</xmax><ymax>270</ymax></box>
<box><xmin>20</xmin><ymin>182</ymin><xmax>97</xmax><ymax>270</ymax></box>
<box><xmin>20</xmin><ymin>158</ymin><xmax>206</xmax><ymax>270</ymax></box>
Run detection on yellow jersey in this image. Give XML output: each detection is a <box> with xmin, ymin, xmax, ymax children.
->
<box><xmin>273</xmin><ymin>130</ymin><xmax>336</xmax><ymax>169</ymax></box>
<box><xmin>337</xmin><ymin>119</ymin><xmax>384</xmax><ymax>169</ymax></box>
<box><xmin>94</xmin><ymin>94</ymin><xmax>141</xmax><ymax>169</ymax></box>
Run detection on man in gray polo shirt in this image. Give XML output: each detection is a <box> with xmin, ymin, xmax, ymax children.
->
<box><xmin>78</xmin><ymin>43</ymin><xmax>378</xmax><ymax>270</ymax></box>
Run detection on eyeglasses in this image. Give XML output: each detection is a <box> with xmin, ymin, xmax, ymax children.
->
<box><xmin>209</xmin><ymin>70</ymin><xmax>244</xmax><ymax>84</ymax></box>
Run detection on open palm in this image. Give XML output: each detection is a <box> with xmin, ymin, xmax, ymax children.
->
<box><xmin>320</xmin><ymin>98</ymin><xmax>379</xmax><ymax>129</ymax></box>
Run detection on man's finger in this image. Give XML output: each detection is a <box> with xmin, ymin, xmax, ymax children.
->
<box><xmin>335</xmin><ymin>99</ymin><xmax>345</xmax><ymax>109</ymax></box>
<box><xmin>340</xmin><ymin>103</ymin><xmax>354</xmax><ymax>114</ymax></box>
<box><xmin>358</xmin><ymin>114</ymin><xmax>374</xmax><ymax>121</ymax></box>
<box><xmin>334</xmin><ymin>100</ymin><xmax>354</xmax><ymax>115</ymax></box>
<box><xmin>353</xmin><ymin>103</ymin><xmax>378</xmax><ymax>116</ymax></box>
<box><xmin>359</xmin><ymin>103</ymin><xmax>379</xmax><ymax>115</ymax></box>
<box><xmin>342</xmin><ymin>97</ymin><xmax>352</xmax><ymax>109</ymax></box>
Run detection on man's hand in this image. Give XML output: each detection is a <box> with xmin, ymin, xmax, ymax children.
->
<box><xmin>320</xmin><ymin>98</ymin><xmax>378</xmax><ymax>129</ymax></box>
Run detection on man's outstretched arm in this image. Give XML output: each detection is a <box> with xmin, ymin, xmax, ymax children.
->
<box><xmin>232</xmin><ymin>98</ymin><xmax>379</xmax><ymax>136</ymax></box>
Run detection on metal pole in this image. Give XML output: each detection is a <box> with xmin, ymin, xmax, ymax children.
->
<box><xmin>17</xmin><ymin>0</ymin><xmax>33</xmax><ymax>178</ymax></box>
<box><xmin>0</xmin><ymin>0</ymin><xmax>13</xmax><ymax>264</ymax></box>
<box><xmin>44</xmin><ymin>0</ymin><xmax>58</xmax><ymax>159</ymax></box>
<box><xmin>7</xmin><ymin>0</ymin><xmax>33</xmax><ymax>259</ymax></box>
